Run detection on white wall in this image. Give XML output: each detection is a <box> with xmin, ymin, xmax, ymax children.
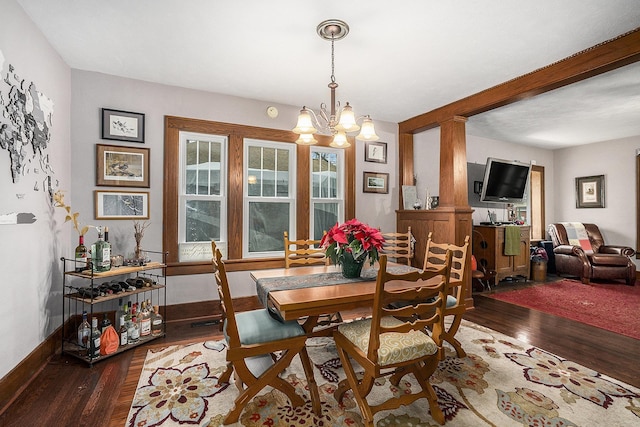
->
<box><xmin>553</xmin><ymin>136</ymin><xmax>639</xmax><ymax>269</ymax></box>
<box><xmin>70</xmin><ymin>70</ymin><xmax>399</xmax><ymax>302</ymax></box>
<box><xmin>0</xmin><ymin>0</ymin><xmax>71</xmax><ymax>379</ymax></box>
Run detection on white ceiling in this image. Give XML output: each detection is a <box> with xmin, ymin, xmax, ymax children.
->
<box><xmin>16</xmin><ymin>0</ymin><xmax>640</xmax><ymax>149</ymax></box>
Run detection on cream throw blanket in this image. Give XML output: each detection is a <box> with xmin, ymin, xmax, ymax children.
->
<box><xmin>560</xmin><ymin>222</ymin><xmax>593</xmax><ymax>253</ymax></box>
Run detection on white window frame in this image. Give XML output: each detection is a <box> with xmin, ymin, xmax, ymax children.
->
<box><xmin>178</xmin><ymin>131</ymin><xmax>228</xmax><ymax>260</ymax></box>
<box><xmin>310</xmin><ymin>146</ymin><xmax>345</xmax><ymax>240</ymax></box>
<box><xmin>242</xmin><ymin>138</ymin><xmax>296</xmax><ymax>258</ymax></box>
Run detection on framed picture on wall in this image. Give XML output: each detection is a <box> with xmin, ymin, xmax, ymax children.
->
<box><xmin>96</xmin><ymin>144</ymin><xmax>150</xmax><ymax>187</ymax></box>
<box><xmin>575</xmin><ymin>174</ymin><xmax>605</xmax><ymax>208</ymax></box>
<box><xmin>101</xmin><ymin>108</ymin><xmax>145</xmax><ymax>143</ymax></box>
<box><xmin>95</xmin><ymin>190</ymin><xmax>150</xmax><ymax>219</ymax></box>
<box><xmin>363</xmin><ymin>172</ymin><xmax>389</xmax><ymax>194</ymax></box>
<box><xmin>364</xmin><ymin>141</ymin><xmax>387</xmax><ymax>163</ymax></box>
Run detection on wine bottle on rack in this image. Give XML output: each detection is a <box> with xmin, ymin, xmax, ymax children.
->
<box><xmin>140</xmin><ymin>301</ymin><xmax>151</xmax><ymax>337</ymax></box>
<box><xmin>77</xmin><ymin>311</ymin><xmax>91</xmax><ymax>351</ymax></box>
<box><xmin>74</xmin><ymin>235</ymin><xmax>88</xmax><ymax>272</ymax></box>
<box><xmin>89</xmin><ymin>317</ymin><xmax>101</xmax><ymax>358</ymax></box>
<box><xmin>100</xmin><ymin>313</ymin><xmax>112</xmax><ymax>334</ymax></box>
<box><xmin>91</xmin><ymin>226</ymin><xmax>111</xmax><ymax>272</ymax></box>
<box><xmin>151</xmin><ymin>305</ymin><xmax>163</xmax><ymax>336</ymax></box>
<box><xmin>128</xmin><ymin>315</ymin><xmax>140</xmax><ymax>343</ymax></box>
<box><xmin>119</xmin><ymin>315</ymin><xmax>128</xmax><ymax>347</ymax></box>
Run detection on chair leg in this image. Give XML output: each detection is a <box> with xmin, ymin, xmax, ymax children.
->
<box><xmin>218</xmin><ymin>361</ymin><xmax>233</xmax><ymax>385</ymax></box>
<box><xmin>223</xmin><ymin>349</ymin><xmax>305</xmax><ymax>425</ymax></box>
<box><xmin>413</xmin><ymin>359</ymin><xmax>445</xmax><ymax>425</ymax></box>
<box><xmin>334</xmin><ymin>345</ymin><xmax>375</xmax><ymax>426</ymax></box>
<box><xmin>443</xmin><ymin>314</ymin><xmax>466</xmax><ymax>358</ymax></box>
<box><xmin>298</xmin><ymin>346</ymin><xmax>321</xmax><ymax>416</ymax></box>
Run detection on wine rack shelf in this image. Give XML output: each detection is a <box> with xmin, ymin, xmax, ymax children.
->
<box><xmin>60</xmin><ymin>250</ymin><xmax>168</xmax><ymax>366</ymax></box>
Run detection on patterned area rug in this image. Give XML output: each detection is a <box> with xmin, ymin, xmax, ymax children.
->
<box><xmin>488</xmin><ymin>279</ymin><xmax>640</xmax><ymax>340</ymax></box>
<box><xmin>125</xmin><ymin>320</ymin><xmax>640</xmax><ymax>426</ymax></box>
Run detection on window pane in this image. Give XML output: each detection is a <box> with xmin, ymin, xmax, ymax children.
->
<box><xmin>185</xmin><ymin>200</ymin><xmax>220</xmax><ymax>242</ymax></box>
<box><xmin>276</xmin><ymin>149</ymin><xmax>289</xmax><ymax>197</ymax></box>
<box><xmin>312</xmin><ymin>151</ymin><xmax>338</xmax><ymax>198</ymax></box>
<box><xmin>185</xmin><ymin>139</ymin><xmax>221</xmax><ymax>196</ymax></box>
<box><xmin>313</xmin><ymin>203</ymin><xmax>338</xmax><ymax>240</ymax></box>
<box><xmin>248</xmin><ymin>202</ymin><xmax>289</xmax><ymax>253</ymax></box>
<box><xmin>185</xmin><ymin>140</ymin><xmax>198</xmax><ymax>194</ymax></box>
<box><xmin>247</xmin><ymin>146</ymin><xmax>291</xmax><ymax>198</ymax></box>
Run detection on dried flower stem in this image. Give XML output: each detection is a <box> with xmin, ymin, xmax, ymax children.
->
<box><xmin>53</xmin><ymin>190</ymin><xmax>91</xmax><ymax>236</ymax></box>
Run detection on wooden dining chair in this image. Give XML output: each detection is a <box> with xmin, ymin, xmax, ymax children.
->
<box><xmin>283</xmin><ymin>231</ymin><xmax>341</xmax><ymax>326</ymax></box>
<box><xmin>283</xmin><ymin>231</ymin><xmax>329</xmax><ymax>268</ymax></box>
<box><xmin>211</xmin><ymin>242</ymin><xmax>320</xmax><ymax>424</ymax></box>
<box><xmin>379</xmin><ymin>226</ymin><xmax>414</xmax><ymax>265</ymax></box>
<box><xmin>333</xmin><ymin>253</ymin><xmax>451</xmax><ymax>426</ymax></box>
<box><xmin>423</xmin><ymin>232</ymin><xmax>470</xmax><ymax>358</ymax></box>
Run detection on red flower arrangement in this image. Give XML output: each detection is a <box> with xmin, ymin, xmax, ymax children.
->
<box><xmin>320</xmin><ymin>219</ymin><xmax>385</xmax><ymax>266</ymax></box>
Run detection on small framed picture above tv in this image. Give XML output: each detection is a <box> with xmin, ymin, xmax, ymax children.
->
<box><xmin>480</xmin><ymin>157</ymin><xmax>532</xmax><ymax>204</ymax></box>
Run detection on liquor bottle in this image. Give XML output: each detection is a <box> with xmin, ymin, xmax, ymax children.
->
<box><xmin>125</xmin><ymin>301</ymin><xmax>132</xmax><ymax>326</ymax></box>
<box><xmin>74</xmin><ymin>235</ymin><xmax>88</xmax><ymax>272</ymax></box>
<box><xmin>139</xmin><ymin>301</ymin><xmax>151</xmax><ymax>337</ymax></box>
<box><xmin>91</xmin><ymin>227</ymin><xmax>111</xmax><ymax>272</ymax></box>
<box><xmin>151</xmin><ymin>305</ymin><xmax>163</xmax><ymax>336</ymax></box>
<box><xmin>100</xmin><ymin>313</ymin><xmax>112</xmax><ymax>334</ymax></box>
<box><xmin>128</xmin><ymin>315</ymin><xmax>140</xmax><ymax>344</ymax></box>
<box><xmin>89</xmin><ymin>317</ymin><xmax>101</xmax><ymax>358</ymax></box>
<box><xmin>104</xmin><ymin>226</ymin><xmax>109</xmax><ymax>243</ymax></box>
<box><xmin>77</xmin><ymin>311</ymin><xmax>91</xmax><ymax>351</ymax></box>
<box><xmin>119</xmin><ymin>315</ymin><xmax>128</xmax><ymax>347</ymax></box>
<box><xmin>117</xmin><ymin>299</ymin><xmax>125</xmax><ymax>328</ymax></box>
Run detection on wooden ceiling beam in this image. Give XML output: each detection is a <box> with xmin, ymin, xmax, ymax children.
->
<box><xmin>399</xmin><ymin>27</ymin><xmax>640</xmax><ymax>134</ymax></box>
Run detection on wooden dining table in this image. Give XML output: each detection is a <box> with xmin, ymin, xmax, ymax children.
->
<box><xmin>250</xmin><ymin>263</ymin><xmax>419</xmax><ymax>323</ymax></box>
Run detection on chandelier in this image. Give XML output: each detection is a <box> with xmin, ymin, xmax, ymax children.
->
<box><xmin>292</xmin><ymin>19</ymin><xmax>379</xmax><ymax>148</ymax></box>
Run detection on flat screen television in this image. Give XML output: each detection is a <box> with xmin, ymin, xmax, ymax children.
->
<box><xmin>480</xmin><ymin>157</ymin><xmax>532</xmax><ymax>204</ymax></box>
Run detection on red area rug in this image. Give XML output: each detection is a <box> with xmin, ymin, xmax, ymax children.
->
<box><xmin>488</xmin><ymin>279</ymin><xmax>640</xmax><ymax>340</ymax></box>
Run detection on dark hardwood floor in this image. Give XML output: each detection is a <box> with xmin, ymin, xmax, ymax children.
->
<box><xmin>1</xmin><ymin>277</ymin><xmax>638</xmax><ymax>427</ymax></box>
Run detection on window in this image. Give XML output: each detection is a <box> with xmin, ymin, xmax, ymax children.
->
<box><xmin>243</xmin><ymin>139</ymin><xmax>295</xmax><ymax>257</ymax></box>
<box><xmin>178</xmin><ymin>132</ymin><xmax>227</xmax><ymax>261</ymax></box>
<box><xmin>163</xmin><ymin>116</ymin><xmax>356</xmax><ymax>275</ymax></box>
<box><xmin>310</xmin><ymin>147</ymin><xmax>344</xmax><ymax>240</ymax></box>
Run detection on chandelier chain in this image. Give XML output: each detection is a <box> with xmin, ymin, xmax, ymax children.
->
<box><xmin>330</xmin><ymin>32</ymin><xmax>336</xmax><ymax>83</ymax></box>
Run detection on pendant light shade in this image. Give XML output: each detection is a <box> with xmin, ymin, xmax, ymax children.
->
<box><xmin>356</xmin><ymin>116</ymin><xmax>379</xmax><ymax>141</ymax></box>
<box><xmin>329</xmin><ymin>131</ymin><xmax>350</xmax><ymax>148</ymax></box>
<box><xmin>334</xmin><ymin>103</ymin><xmax>360</xmax><ymax>133</ymax></box>
<box><xmin>292</xmin><ymin>108</ymin><xmax>318</xmax><ymax>135</ymax></box>
<box><xmin>295</xmin><ymin>132</ymin><xmax>319</xmax><ymax>145</ymax></box>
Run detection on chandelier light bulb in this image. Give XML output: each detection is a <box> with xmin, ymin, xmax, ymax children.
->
<box><xmin>335</xmin><ymin>103</ymin><xmax>360</xmax><ymax>133</ymax></box>
<box><xmin>356</xmin><ymin>116</ymin><xmax>379</xmax><ymax>141</ymax></box>
<box><xmin>295</xmin><ymin>133</ymin><xmax>319</xmax><ymax>145</ymax></box>
<box><xmin>329</xmin><ymin>131</ymin><xmax>350</xmax><ymax>148</ymax></box>
<box><xmin>292</xmin><ymin>108</ymin><xmax>318</xmax><ymax>134</ymax></box>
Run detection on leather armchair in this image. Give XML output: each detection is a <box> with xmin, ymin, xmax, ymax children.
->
<box><xmin>548</xmin><ymin>223</ymin><xmax>636</xmax><ymax>285</ymax></box>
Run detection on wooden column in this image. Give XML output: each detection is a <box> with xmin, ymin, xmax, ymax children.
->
<box><xmin>439</xmin><ymin>116</ymin><xmax>469</xmax><ymax>208</ymax></box>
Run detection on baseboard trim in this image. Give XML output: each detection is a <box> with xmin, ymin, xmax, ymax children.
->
<box><xmin>0</xmin><ymin>296</ymin><xmax>261</xmax><ymax>415</ymax></box>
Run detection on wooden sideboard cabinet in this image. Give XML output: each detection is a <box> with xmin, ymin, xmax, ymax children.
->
<box><xmin>473</xmin><ymin>225</ymin><xmax>530</xmax><ymax>284</ymax></box>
